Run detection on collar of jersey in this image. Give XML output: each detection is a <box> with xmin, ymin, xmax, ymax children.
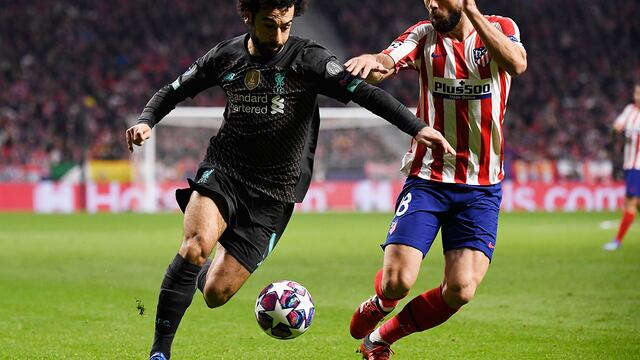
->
<box><xmin>243</xmin><ymin>33</ymin><xmax>292</xmax><ymax>65</ymax></box>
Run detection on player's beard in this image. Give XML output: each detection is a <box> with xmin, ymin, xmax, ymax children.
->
<box><xmin>430</xmin><ymin>8</ymin><xmax>462</xmax><ymax>33</ymax></box>
<box><xmin>249</xmin><ymin>32</ymin><xmax>282</xmax><ymax>58</ymax></box>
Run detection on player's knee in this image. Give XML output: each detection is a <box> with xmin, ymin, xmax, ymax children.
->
<box><xmin>444</xmin><ymin>281</ymin><xmax>477</xmax><ymax>306</ymax></box>
<box><xmin>383</xmin><ymin>272</ymin><xmax>415</xmax><ymax>299</ymax></box>
<box><xmin>203</xmin><ymin>283</ymin><xmax>234</xmax><ymax>308</ymax></box>
<box><xmin>180</xmin><ymin>232</ymin><xmax>211</xmax><ymax>266</ymax></box>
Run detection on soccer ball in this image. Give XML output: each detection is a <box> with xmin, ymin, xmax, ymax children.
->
<box><xmin>255</xmin><ymin>280</ymin><xmax>315</xmax><ymax>340</ymax></box>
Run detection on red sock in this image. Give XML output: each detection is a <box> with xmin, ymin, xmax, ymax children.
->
<box><xmin>374</xmin><ymin>269</ymin><xmax>400</xmax><ymax>308</ymax></box>
<box><xmin>378</xmin><ymin>286</ymin><xmax>458</xmax><ymax>344</ymax></box>
<box><xmin>616</xmin><ymin>211</ymin><xmax>636</xmax><ymax>243</ymax></box>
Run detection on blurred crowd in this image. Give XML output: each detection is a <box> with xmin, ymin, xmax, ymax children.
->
<box><xmin>322</xmin><ymin>0</ymin><xmax>640</xmax><ymax>181</ymax></box>
<box><xmin>0</xmin><ymin>0</ymin><xmax>237</xmax><ymax>180</ymax></box>
<box><xmin>1</xmin><ymin>0</ymin><xmax>639</xmax><ymax>182</ymax></box>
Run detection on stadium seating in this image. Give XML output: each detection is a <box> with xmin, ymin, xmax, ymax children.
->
<box><xmin>1</xmin><ymin>0</ymin><xmax>638</xmax><ymax>181</ymax></box>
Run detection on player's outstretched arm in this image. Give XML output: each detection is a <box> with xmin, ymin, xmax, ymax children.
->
<box><xmin>613</xmin><ymin>122</ymin><xmax>625</xmax><ymax>134</ymax></box>
<box><xmin>613</xmin><ymin>106</ymin><xmax>632</xmax><ymax>134</ymax></box>
<box><xmin>414</xmin><ymin>126</ymin><xmax>456</xmax><ymax>155</ymax></box>
<box><xmin>463</xmin><ymin>0</ymin><xmax>527</xmax><ymax>76</ymax></box>
<box><xmin>125</xmin><ymin>123</ymin><xmax>152</xmax><ymax>153</ymax></box>
<box><xmin>344</xmin><ymin>53</ymin><xmax>395</xmax><ymax>84</ymax></box>
<box><xmin>127</xmin><ymin>48</ymin><xmax>219</xmax><ymax>153</ymax></box>
<box><xmin>350</xmin><ymin>81</ymin><xmax>455</xmax><ymax>155</ymax></box>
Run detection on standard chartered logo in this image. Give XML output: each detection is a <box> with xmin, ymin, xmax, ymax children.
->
<box><xmin>271</xmin><ymin>96</ymin><xmax>284</xmax><ymax>114</ymax></box>
<box><xmin>227</xmin><ymin>92</ymin><xmax>286</xmax><ymax>115</ymax></box>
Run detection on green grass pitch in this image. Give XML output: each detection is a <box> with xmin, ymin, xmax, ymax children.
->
<box><xmin>1</xmin><ymin>212</ymin><xmax>639</xmax><ymax>359</ymax></box>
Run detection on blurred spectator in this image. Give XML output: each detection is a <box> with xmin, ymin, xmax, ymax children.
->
<box><xmin>2</xmin><ymin>1</ymin><xmax>639</xmax><ymax>182</ymax></box>
<box><xmin>319</xmin><ymin>0</ymin><xmax>640</xmax><ymax>178</ymax></box>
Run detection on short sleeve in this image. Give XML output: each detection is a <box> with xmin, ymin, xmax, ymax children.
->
<box><xmin>615</xmin><ymin>105</ymin><xmax>633</xmax><ymax>127</ymax></box>
<box><xmin>382</xmin><ymin>21</ymin><xmax>430</xmax><ymax>73</ymax></box>
<box><xmin>493</xmin><ymin>16</ymin><xmax>524</xmax><ymax>48</ymax></box>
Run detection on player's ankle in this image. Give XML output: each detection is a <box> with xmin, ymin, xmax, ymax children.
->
<box><xmin>375</xmin><ymin>296</ymin><xmax>396</xmax><ymax>313</ymax></box>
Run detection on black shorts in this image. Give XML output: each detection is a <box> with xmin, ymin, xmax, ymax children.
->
<box><xmin>175</xmin><ymin>163</ymin><xmax>294</xmax><ymax>273</ymax></box>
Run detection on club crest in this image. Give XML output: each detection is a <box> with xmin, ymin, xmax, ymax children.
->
<box><xmin>473</xmin><ymin>47</ymin><xmax>490</xmax><ymax>67</ymax></box>
<box><xmin>388</xmin><ymin>220</ymin><xmax>398</xmax><ymax>235</ymax></box>
<box><xmin>244</xmin><ymin>69</ymin><xmax>261</xmax><ymax>90</ymax></box>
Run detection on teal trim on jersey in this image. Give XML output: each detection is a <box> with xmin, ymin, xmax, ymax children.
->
<box><xmin>171</xmin><ymin>78</ymin><xmax>181</xmax><ymax>90</ymax></box>
<box><xmin>198</xmin><ymin>169</ymin><xmax>214</xmax><ymax>184</ymax></box>
<box><xmin>257</xmin><ymin>232</ymin><xmax>277</xmax><ymax>267</ymax></box>
<box><xmin>346</xmin><ymin>78</ymin><xmax>363</xmax><ymax>93</ymax></box>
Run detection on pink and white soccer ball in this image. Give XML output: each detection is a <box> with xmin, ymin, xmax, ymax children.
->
<box><xmin>255</xmin><ymin>280</ymin><xmax>315</xmax><ymax>339</ymax></box>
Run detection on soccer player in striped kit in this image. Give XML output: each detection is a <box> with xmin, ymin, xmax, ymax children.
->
<box><xmin>604</xmin><ymin>84</ymin><xmax>640</xmax><ymax>251</ymax></box>
<box><xmin>344</xmin><ymin>0</ymin><xmax>527</xmax><ymax>358</ymax></box>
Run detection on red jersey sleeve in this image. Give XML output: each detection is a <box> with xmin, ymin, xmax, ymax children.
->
<box><xmin>488</xmin><ymin>16</ymin><xmax>523</xmax><ymax>47</ymax></box>
<box><xmin>382</xmin><ymin>21</ymin><xmax>431</xmax><ymax>73</ymax></box>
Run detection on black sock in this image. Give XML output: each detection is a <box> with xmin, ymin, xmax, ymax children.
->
<box><xmin>196</xmin><ymin>258</ymin><xmax>212</xmax><ymax>294</ymax></box>
<box><xmin>150</xmin><ymin>254</ymin><xmax>201</xmax><ymax>359</ymax></box>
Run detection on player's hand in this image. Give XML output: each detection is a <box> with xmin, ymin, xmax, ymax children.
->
<box><xmin>414</xmin><ymin>127</ymin><xmax>456</xmax><ymax>156</ymax></box>
<box><xmin>125</xmin><ymin>123</ymin><xmax>152</xmax><ymax>153</ymax></box>
<box><xmin>613</xmin><ymin>122</ymin><xmax>625</xmax><ymax>133</ymax></box>
<box><xmin>344</xmin><ymin>54</ymin><xmax>390</xmax><ymax>80</ymax></box>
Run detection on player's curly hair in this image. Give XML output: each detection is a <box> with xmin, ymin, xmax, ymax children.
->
<box><xmin>237</xmin><ymin>0</ymin><xmax>308</xmax><ymax>17</ymax></box>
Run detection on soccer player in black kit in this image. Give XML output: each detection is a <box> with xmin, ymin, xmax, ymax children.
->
<box><xmin>125</xmin><ymin>1</ymin><xmax>454</xmax><ymax>359</ymax></box>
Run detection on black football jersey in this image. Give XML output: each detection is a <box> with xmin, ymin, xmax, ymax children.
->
<box><xmin>159</xmin><ymin>35</ymin><xmax>363</xmax><ymax>203</ymax></box>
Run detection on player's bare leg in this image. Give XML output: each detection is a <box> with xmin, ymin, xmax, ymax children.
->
<box><xmin>441</xmin><ymin>248</ymin><xmax>490</xmax><ymax>308</ymax></box>
<box><xmin>180</xmin><ymin>192</ymin><xmax>228</xmax><ymax>264</ymax></box>
<box><xmin>605</xmin><ymin>196</ymin><xmax>637</xmax><ymax>250</ymax></box>
<box><xmin>381</xmin><ymin>244</ymin><xmax>423</xmax><ymax>299</ymax></box>
<box><xmin>362</xmin><ymin>248</ymin><xmax>489</xmax><ymax>359</ymax></box>
<box><xmin>199</xmin><ymin>242</ymin><xmax>251</xmax><ymax>308</ymax></box>
<box><xmin>150</xmin><ymin>191</ymin><xmax>227</xmax><ymax>359</ymax></box>
<box><xmin>350</xmin><ymin>244</ymin><xmax>421</xmax><ymax>340</ymax></box>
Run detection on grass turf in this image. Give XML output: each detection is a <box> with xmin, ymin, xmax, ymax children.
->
<box><xmin>0</xmin><ymin>212</ymin><xmax>639</xmax><ymax>359</ymax></box>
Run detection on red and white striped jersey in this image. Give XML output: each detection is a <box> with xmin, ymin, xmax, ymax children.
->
<box><xmin>383</xmin><ymin>16</ymin><xmax>523</xmax><ymax>185</ymax></box>
<box><xmin>614</xmin><ymin>104</ymin><xmax>640</xmax><ymax>170</ymax></box>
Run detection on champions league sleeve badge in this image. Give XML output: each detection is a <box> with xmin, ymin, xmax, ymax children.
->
<box><xmin>171</xmin><ymin>64</ymin><xmax>197</xmax><ymax>90</ymax></box>
<box><xmin>325</xmin><ymin>60</ymin><xmax>345</xmax><ymax>77</ymax></box>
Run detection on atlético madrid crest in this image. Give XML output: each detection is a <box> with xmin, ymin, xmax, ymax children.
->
<box><xmin>245</xmin><ymin>69</ymin><xmax>261</xmax><ymax>90</ymax></box>
<box><xmin>388</xmin><ymin>220</ymin><xmax>398</xmax><ymax>235</ymax></box>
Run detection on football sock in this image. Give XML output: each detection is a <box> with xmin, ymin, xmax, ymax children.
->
<box><xmin>615</xmin><ymin>211</ymin><xmax>635</xmax><ymax>243</ymax></box>
<box><xmin>150</xmin><ymin>254</ymin><xmax>202</xmax><ymax>359</ymax></box>
<box><xmin>374</xmin><ymin>269</ymin><xmax>401</xmax><ymax>310</ymax></box>
<box><xmin>378</xmin><ymin>286</ymin><xmax>459</xmax><ymax>345</ymax></box>
<box><xmin>196</xmin><ymin>258</ymin><xmax>212</xmax><ymax>294</ymax></box>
